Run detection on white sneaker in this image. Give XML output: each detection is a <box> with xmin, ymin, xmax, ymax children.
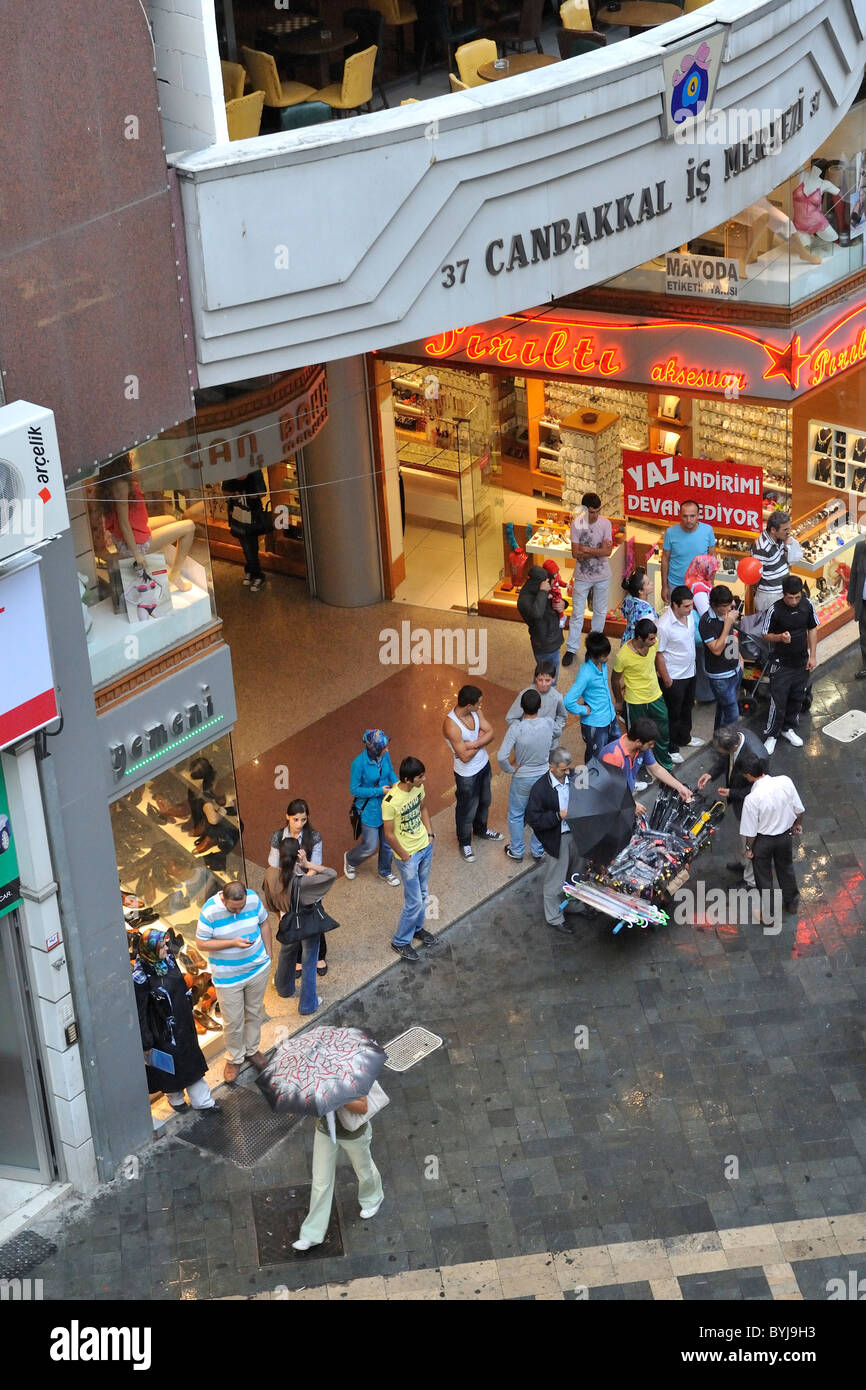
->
<box><xmin>462</xmin><ymin>845</ymin><xmax>476</xmax><ymax>862</ymax></box>
<box><xmin>343</xmin><ymin>851</ymin><xmax>356</xmax><ymax>880</ymax></box>
<box><xmin>635</xmin><ymin>780</ymin><xmax>649</xmax><ymax>792</ymax></box>
<box><xmin>688</xmin><ymin>736</ymin><xmax>705</xmax><ymax>747</ymax></box>
<box><xmin>670</xmin><ymin>752</ymin><xmax>684</xmax><ymax>764</ymax></box>
<box><xmin>382</xmin><ymin>873</ymin><xmax>401</xmax><ymax>886</ymax></box>
<box><xmin>292</xmin><ymin>1236</ymin><xmax>320</xmax><ymax>1251</ymax></box>
<box><xmin>764</xmin><ymin>736</ymin><xmax>777</xmax><ymax>754</ymax></box>
<box><xmin>781</xmin><ymin>729</ymin><xmax>804</xmax><ymax>747</ymax></box>
<box><xmin>360</xmin><ymin>1196</ymin><xmax>384</xmax><ymax>1219</ymax></box>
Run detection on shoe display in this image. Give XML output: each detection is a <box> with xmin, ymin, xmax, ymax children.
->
<box><xmin>360</xmin><ymin>1197</ymin><xmax>384</xmax><ymax>1219</ymax></box>
<box><xmin>670</xmin><ymin>752</ymin><xmax>684</xmax><ymax>764</ymax></box>
<box><xmin>343</xmin><ymin>851</ymin><xmax>356</xmax><ymax>880</ymax></box>
<box><xmin>764</xmin><ymin>736</ymin><xmax>777</xmax><ymax>754</ymax></box>
<box><xmin>391</xmin><ymin>941</ymin><xmax>421</xmax><ymax>962</ymax></box>
<box><xmin>781</xmin><ymin>729</ymin><xmax>804</xmax><ymax>747</ymax></box>
<box><xmin>413</xmin><ymin>928</ymin><xmax>437</xmax><ymax>946</ymax></box>
<box><xmin>504</xmin><ymin>846</ymin><xmax>524</xmax><ymax>860</ymax></box>
<box><xmin>381</xmin><ymin>873</ymin><xmax>401</xmax><ymax>886</ymax></box>
<box><xmin>461</xmin><ymin>845</ymin><xmax>476</xmax><ymax>861</ymax></box>
<box><xmin>562</xmin><ymin>651</ymin><xmax>575</xmax><ymax>667</ymax></box>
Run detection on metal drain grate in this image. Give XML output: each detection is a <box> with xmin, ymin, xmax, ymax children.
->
<box><xmin>0</xmin><ymin>1231</ymin><xmax>57</xmax><ymax>1279</ymax></box>
<box><xmin>822</xmin><ymin>710</ymin><xmax>866</xmax><ymax>743</ymax></box>
<box><xmin>178</xmin><ymin>1084</ymin><xmax>299</xmax><ymax>1167</ymax></box>
<box><xmin>252</xmin><ymin>1186</ymin><xmax>344</xmax><ymax>1264</ymax></box>
<box><xmin>383</xmin><ymin>1026</ymin><xmax>443</xmax><ymax>1072</ymax></box>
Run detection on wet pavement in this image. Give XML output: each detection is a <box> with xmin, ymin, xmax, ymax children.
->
<box><xmin>28</xmin><ymin>646</ymin><xmax>866</xmax><ymax>1300</ymax></box>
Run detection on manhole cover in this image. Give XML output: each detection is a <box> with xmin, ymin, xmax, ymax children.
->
<box><xmin>383</xmin><ymin>1026</ymin><xmax>443</xmax><ymax>1072</ymax></box>
<box><xmin>177</xmin><ymin>1084</ymin><xmax>299</xmax><ymax>1167</ymax></box>
<box><xmin>0</xmin><ymin>1231</ymin><xmax>57</xmax><ymax>1279</ymax></box>
<box><xmin>822</xmin><ymin>710</ymin><xmax>866</xmax><ymax>742</ymax></box>
<box><xmin>252</xmin><ymin>1185</ymin><xmax>344</xmax><ymax>1264</ymax></box>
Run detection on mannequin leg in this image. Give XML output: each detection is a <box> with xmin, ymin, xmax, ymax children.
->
<box><xmin>148</xmin><ymin>515</ymin><xmax>196</xmax><ymax>588</ymax></box>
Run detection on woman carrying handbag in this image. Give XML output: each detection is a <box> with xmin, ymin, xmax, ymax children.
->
<box><xmin>222</xmin><ymin>468</ymin><xmax>271</xmax><ymax>593</ymax></box>
<box><xmin>263</xmin><ymin>837</ymin><xmax>338</xmax><ymax>1016</ymax></box>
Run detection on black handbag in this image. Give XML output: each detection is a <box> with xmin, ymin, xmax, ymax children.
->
<box><xmin>349</xmin><ymin>797</ymin><xmax>371</xmax><ymax>840</ymax></box>
<box><xmin>229</xmin><ymin>499</ymin><xmax>274</xmax><ymax>536</ymax></box>
<box><xmin>276</xmin><ymin>877</ymin><xmax>340</xmax><ymax>945</ymax></box>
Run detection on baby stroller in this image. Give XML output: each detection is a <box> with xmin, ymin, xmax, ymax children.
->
<box><xmin>737</xmin><ymin>613</ymin><xmax>813</xmax><ymax>716</ymax></box>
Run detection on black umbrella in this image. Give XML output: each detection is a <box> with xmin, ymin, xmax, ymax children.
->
<box><xmin>566</xmin><ymin>758</ymin><xmax>636</xmax><ymax>863</ymax></box>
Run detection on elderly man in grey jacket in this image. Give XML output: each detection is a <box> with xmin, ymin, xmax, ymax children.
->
<box><xmin>498</xmin><ymin>689</ymin><xmax>556</xmax><ymax>862</ymax></box>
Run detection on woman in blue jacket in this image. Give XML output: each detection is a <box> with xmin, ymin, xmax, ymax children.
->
<box><xmin>344</xmin><ymin>730</ymin><xmax>401</xmax><ymax>885</ymax></box>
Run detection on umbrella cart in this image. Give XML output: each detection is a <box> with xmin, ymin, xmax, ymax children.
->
<box><xmin>563</xmin><ymin>785</ymin><xmax>727</xmax><ymax>935</ymax></box>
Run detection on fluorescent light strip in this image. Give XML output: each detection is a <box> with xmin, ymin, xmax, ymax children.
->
<box><xmin>123</xmin><ymin>715</ymin><xmax>225</xmax><ymax>776</ymax></box>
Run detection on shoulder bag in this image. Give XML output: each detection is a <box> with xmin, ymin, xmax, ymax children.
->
<box><xmin>337</xmin><ymin>1080</ymin><xmax>390</xmax><ymax>1131</ymax></box>
<box><xmin>276</xmin><ymin>874</ymin><xmax>340</xmax><ymax>945</ymax></box>
<box><xmin>349</xmin><ymin>797</ymin><xmax>371</xmax><ymax>840</ymax></box>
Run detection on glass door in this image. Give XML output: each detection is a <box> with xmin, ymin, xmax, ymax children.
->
<box><xmin>0</xmin><ymin>913</ymin><xmax>55</xmax><ymax>1182</ymax></box>
<box><xmin>455</xmin><ymin>403</ymin><xmax>505</xmax><ymax>614</ymax></box>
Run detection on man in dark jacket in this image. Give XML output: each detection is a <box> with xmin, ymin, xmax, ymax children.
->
<box><xmin>847</xmin><ymin>536</ymin><xmax>866</xmax><ymax>678</ymax></box>
<box><xmin>697</xmin><ymin>724</ymin><xmax>768</xmax><ymax>886</ymax></box>
<box><xmin>517</xmin><ymin>566</ymin><xmax>564</xmax><ymax>681</ymax></box>
<box><xmin>526</xmin><ymin>748</ymin><xmax>582</xmax><ymax>934</ymax></box>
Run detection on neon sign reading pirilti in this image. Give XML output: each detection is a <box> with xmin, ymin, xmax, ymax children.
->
<box><xmin>425</xmin><ymin>327</ymin><xmax>624</xmax><ymax>376</ymax></box>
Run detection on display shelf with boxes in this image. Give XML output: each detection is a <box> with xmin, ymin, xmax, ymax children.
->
<box><xmin>648</xmin><ymin>392</ymin><xmax>692</xmax><ymax>455</ymax></box>
<box><xmin>808</xmin><ymin>419</ymin><xmax>866</xmax><ymax>493</ymax></box>
<box><xmin>693</xmin><ymin>399</ymin><xmax>792</xmax><ymax>515</ymax></box>
<box><xmin>788</xmin><ymin>501</ymin><xmax>862</xmax><ymax>635</ymax></box>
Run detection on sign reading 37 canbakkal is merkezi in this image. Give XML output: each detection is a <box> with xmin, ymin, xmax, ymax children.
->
<box><xmin>622</xmin><ymin>452</ymin><xmax>764</xmax><ymax>534</ymax></box>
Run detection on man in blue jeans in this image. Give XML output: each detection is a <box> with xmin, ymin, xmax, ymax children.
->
<box><xmin>497</xmin><ymin>689</ymin><xmax>554</xmax><ymax>862</ymax></box>
<box><xmin>382</xmin><ymin>757</ymin><xmax>437</xmax><ymax>964</ymax></box>
<box><xmin>697</xmin><ymin>584</ymin><xmax>743</xmax><ymax>729</ymax></box>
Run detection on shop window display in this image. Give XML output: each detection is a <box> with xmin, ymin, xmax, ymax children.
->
<box><xmin>115</xmin><ymin>738</ymin><xmax>242</xmax><ymax>1056</ymax></box>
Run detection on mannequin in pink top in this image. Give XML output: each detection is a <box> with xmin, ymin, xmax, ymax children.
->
<box><xmin>99</xmin><ymin>453</ymin><xmax>196</xmax><ymax>592</ymax></box>
<box><xmin>791</xmin><ymin>164</ymin><xmax>841</xmax><ymax>242</ymax></box>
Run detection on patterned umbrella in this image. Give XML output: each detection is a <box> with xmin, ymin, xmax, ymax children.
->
<box><xmin>256</xmin><ymin>1025</ymin><xmax>386</xmax><ymax>1116</ymax></box>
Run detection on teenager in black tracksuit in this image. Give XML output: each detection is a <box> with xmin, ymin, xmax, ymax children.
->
<box><xmin>761</xmin><ymin>575</ymin><xmax>817</xmax><ymax>749</ymax></box>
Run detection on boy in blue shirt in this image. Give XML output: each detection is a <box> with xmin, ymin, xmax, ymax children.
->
<box><xmin>564</xmin><ymin>632</ymin><xmax>620</xmax><ymax>762</ymax></box>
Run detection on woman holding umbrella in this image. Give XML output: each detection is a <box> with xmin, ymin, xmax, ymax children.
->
<box><xmin>292</xmin><ymin>1093</ymin><xmax>385</xmax><ymax>1250</ymax></box>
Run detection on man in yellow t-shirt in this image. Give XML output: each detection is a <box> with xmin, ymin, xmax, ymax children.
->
<box><xmin>382</xmin><ymin>756</ymin><xmax>436</xmax><ymax>963</ymax></box>
<box><xmin>611</xmin><ymin>617</ymin><xmax>674</xmax><ymax>771</ymax></box>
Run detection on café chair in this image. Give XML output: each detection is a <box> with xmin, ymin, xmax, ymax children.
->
<box><xmin>560</xmin><ymin>0</ymin><xmax>594</xmax><ymax>28</ymax></box>
<box><xmin>556</xmin><ymin>26</ymin><xmax>605</xmax><ymax>57</ymax></box>
<box><xmin>225</xmin><ymin>91</ymin><xmax>265</xmax><ymax>140</ymax></box>
<box><xmin>416</xmin><ymin>0</ymin><xmax>482</xmax><ymax>82</ymax></box>
<box><xmin>449</xmin><ymin>72</ymin><xmax>469</xmax><ymax>90</ymax></box>
<box><xmin>279</xmin><ymin>101</ymin><xmax>334</xmax><ymax>130</ymax></box>
<box><xmin>312</xmin><ymin>44</ymin><xmax>378</xmax><ymax>115</ymax></box>
<box><xmin>493</xmin><ymin>0</ymin><xmax>546</xmax><ymax>55</ymax></box>
<box><xmin>240</xmin><ymin>45</ymin><xmax>317</xmax><ymax>110</ymax></box>
<box><xmin>455</xmin><ymin>38</ymin><xmax>497</xmax><ymax>86</ymax></box>
<box><xmin>366</xmin><ymin>0</ymin><xmax>418</xmax><ymax>68</ymax></box>
<box><xmin>221</xmin><ymin>59</ymin><xmax>246</xmax><ymax>102</ymax></box>
<box><xmin>400</xmin><ymin>97</ymin><xmax>421</xmax><ymax>102</ymax></box>
<box><xmin>684</xmin><ymin>0</ymin><xmax>710</xmax><ymax>9</ymax></box>
<box><xmin>343</xmin><ymin>7</ymin><xmax>390</xmax><ymax>107</ymax></box>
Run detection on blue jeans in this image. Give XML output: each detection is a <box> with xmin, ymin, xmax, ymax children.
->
<box><xmin>581</xmin><ymin>718</ymin><xmax>620</xmax><ymax>762</ymax></box>
<box><xmin>507</xmin><ymin>773</ymin><xmax>545</xmax><ymax>859</ymax></box>
<box><xmin>274</xmin><ymin>934</ymin><xmax>321</xmax><ymax>1014</ymax></box>
<box><xmin>708</xmin><ymin>673</ymin><xmax>740</xmax><ymax>730</ymax></box>
<box><xmin>345</xmin><ymin>822</ymin><xmax>393</xmax><ymax>876</ymax></box>
<box><xmin>393</xmin><ymin>841</ymin><xmax>434</xmax><ymax>946</ymax></box>
<box><xmin>533</xmin><ymin>647</ymin><xmax>561</xmax><ymax>683</ymax></box>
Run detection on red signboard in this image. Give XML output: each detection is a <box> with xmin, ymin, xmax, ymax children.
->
<box><xmin>622</xmin><ymin>451</ymin><xmax>764</xmax><ymax>534</ymax></box>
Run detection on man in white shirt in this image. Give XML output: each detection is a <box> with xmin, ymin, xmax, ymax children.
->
<box><xmin>655</xmin><ymin>585</ymin><xmax>704</xmax><ymax>764</ymax></box>
<box><xmin>738</xmin><ymin>754</ymin><xmax>804</xmax><ymax>912</ymax></box>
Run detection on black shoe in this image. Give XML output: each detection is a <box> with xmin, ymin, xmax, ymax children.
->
<box><xmin>198</xmin><ymin>1101</ymin><xmax>222</xmax><ymax>1114</ymax></box>
<box><xmin>479</xmin><ymin>830</ymin><xmax>504</xmax><ymax>841</ymax></box>
<box><xmin>562</xmin><ymin>651</ymin><xmax>575</xmax><ymax>667</ymax></box>
<box><xmin>391</xmin><ymin>941</ymin><xmax>421</xmax><ymax>962</ymax></box>
<box><xmin>413</xmin><ymin>928</ymin><xmax>438</xmax><ymax>947</ymax></box>
<box><xmin>169</xmin><ymin>1102</ymin><xmax>190</xmax><ymax>1114</ymax></box>
<box><xmin>504</xmin><ymin>846</ymin><xmax>524</xmax><ymax>861</ymax></box>
<box><xmin>547</xmin><ymin>920</ymin><xmax>575</xmax><ymax>935</ymax></box>
<box><xmin>726</xmin><ymin>861</ymin><xmax>745</xmax><ymax>875</ymax></box>
<box><xmin>857</xmin><ymin>669</ymin><xmax>866</xmax><ymax>680</ymax></box>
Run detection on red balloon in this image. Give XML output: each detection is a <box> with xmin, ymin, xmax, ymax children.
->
<box><xmin>736</xmin><ymin>555</ymin><xmax>762</xmax><ymax>585</ymax></box>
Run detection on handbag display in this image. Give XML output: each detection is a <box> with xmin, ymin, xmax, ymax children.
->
<box><xmin>337</xmin><ymin>1080</ymin><xmax>390</xmax><ymax>1131</ymax></box>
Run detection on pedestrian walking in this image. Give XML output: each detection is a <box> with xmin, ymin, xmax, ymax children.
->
<box><xmin>195</xmin><ymin>880</ymin><xmax>272</xmax><ymax>1084</ymax></box>
<box><xmin>761</xmin><ymin>575</ymin><xmax>817</xmax><ymax>754</ymax></box>
<box><xmin>846</xmin><ymin>535</ymin><xmax>866</xmax><ymax>679</ymax></box>
<box><xmin>269</xmin><ymin>799</ymin><xmax>328</xmax><ymax>977</ymax></box>
<box><xmin>563</xmin><ymin>632</ymin><xmax>620</xmax><ymax>762</ymax></box>
<box><xmin>505</xmin><ymin>661</ymin><xmax>567</xmax><ymax>748</ymax></box>
<box><xmin>739</xmin><ymin>754</ymin><xmax>805</xmax><ymax>915</ymax></box>
<box><xmin>600</xmin><ymin>720</ymin><xmax>694</xmax><ymax>811</ymax></box>
<box><xmin>344</xmin><ymin>730</ymin><xmax>401</xmax><ymax>886</ymax></box>
<box><xmin>562</xmin><ymin>492</ymin><xmax>613</xmax><ymax>669</ymax></box>
<box><xmin>264</xmin><ymin>838</ymin><xmax>337</xmax><ymax>1016</ymax></box>
<box><xmin>526</xmin><ymin>749</ymin><xmax>583</xmax><ymax>935</ymax></box>
<box><xmin>697</xmin><ymin>725</ymin><xmax>769</xmax><ymax>887</ymax></box>
<box><xmin>620</xmin><ymin>568</ymin><xmax>657</xmax><ymax>643</ymax></box>
<box><xmin>517</xmin><ymin>565</ymin><xmax>564</xmax><ymax>680</ymax></box>
<box><xmin>292</xmin><ymin>1094</ymin><xmax>385</xmax><ymax>1252</ymax></box>
<box><xmin>222</xmin><ymin>468</ymin><xmax>268</xmax><ymax>592</ymax></box>
<box><xmin>382</xmin><ymin>757</ymin><xmax>437</xmax><ymax>963</ymax></box>
<box><xmin>442</xmin><ymin>685</ymin><xmax>502</xmax><ymax>861</ymax></box>
<box><xmin>656</xmin><ymin>586</ymin><xmax>703</xmax><ymax>763</ymax></box>
<box><xmin>661</xmin><ymin>500</ymin><xmax>716</xmax><ymax>603</ymax></box>
<box><xmin>697</xmin><ymin>585</ymin><xmax>743</xmax><ymax>730</ymax></box>
<box><xmin>133</xmin><ymin>926</ymin><xmax>220</xmax><ymax>1114</ymax></box>
<box><xmin>611</xmin><ymin>617</ymin><xmax>675</xmax><ymax>771</ymax></box>
<box><xmin>497</xmin><ymin>689</ymin><xmax>554</xmax><ymax>862</ymax></box>
<box><xmin>751</xmin><ymin>509</ymin><xmax>792</xmax><ymax>614</ymax></box>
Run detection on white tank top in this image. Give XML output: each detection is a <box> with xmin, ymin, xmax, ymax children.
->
<box><xmin>446</xmin><ymin>708</ymin><xmax>489</xmax><ymax>776</ymax></box>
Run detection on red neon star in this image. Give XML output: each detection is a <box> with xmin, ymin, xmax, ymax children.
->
<box><xmin>762</xmin><ymin>333</ymin><xmax>810</xmax><ymax>390</ymax></box>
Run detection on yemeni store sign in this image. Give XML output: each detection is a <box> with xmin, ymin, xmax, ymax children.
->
<box><xmin>0</xmin><ymin>559</ymin><xmax>59</xmax><ymax>750</ymax></box>
<box><xmin>622</xmin><ymin>452</ymin><xmax>764</xmax><ymax>533</ymax></box>
<box><xmin>0</xmin><ymin>763</ymin><xmax>22</xmax><ymax>919</ymax></box>
<box><xmin>0</xmin><ymin>402</ymin><xmax>70</xmax><ymax>564</ymax></box>
<box><xmin>394</xmin><ymin>295</ymin><xmax>866</xmax><ymax>401</ymax></box>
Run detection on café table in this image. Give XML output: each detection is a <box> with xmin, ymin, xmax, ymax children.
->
<box><xmin>269</xmin><ymin>24</ymin><xmax>359</xmax><ymax>89</ymax></box>
<box><xmin>595</xmin><ymin>2</ymin><xmax>684</xmax><ymax>34</ymax></box>
<box><xmin>478</xmin><ymin>53</ymin><xmax>560</xmax><ymax>80</ymax></box>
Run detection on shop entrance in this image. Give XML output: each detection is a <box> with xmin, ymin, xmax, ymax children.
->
<box><xmin>0</xmin><ymin>912</ymin><xmax>55</xmax><ymax>1182</ymax></box>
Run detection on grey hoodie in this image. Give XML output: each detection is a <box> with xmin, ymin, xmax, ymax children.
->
<box><xmin>497</xmin><ymin>716</ymin><xmax>557</xmax><ymax>778</ymax></box>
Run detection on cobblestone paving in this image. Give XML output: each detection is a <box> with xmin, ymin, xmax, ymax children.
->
<box><xmin>31</xmin><ymin>649</ymin><xmax>866</xmax><ymax>1300</ymax></box>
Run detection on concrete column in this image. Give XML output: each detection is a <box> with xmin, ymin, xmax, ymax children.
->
<box><xmin>302</xmin><ymin>356</ymin><xmax>384</xmax><ymax>607</ymax></box>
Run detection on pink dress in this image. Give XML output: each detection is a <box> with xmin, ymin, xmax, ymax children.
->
<box><xmin>792</xmin><ymin>182</ymin><xmax>830</xmax><ymax>235</ymax></box>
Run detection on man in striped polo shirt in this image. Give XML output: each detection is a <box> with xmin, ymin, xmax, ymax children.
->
<box><xmin>752</xmin><ymin>510</ymin><xmax>791</xmax><ymax>614</ymax></box>
<box><xmin>196</xmin><ymin>880</ymin><xmax>272</xmax><ymax>1084</ymax></box>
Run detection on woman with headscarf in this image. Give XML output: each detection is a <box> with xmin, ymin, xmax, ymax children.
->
<box><xmin>620</xmin><ymin>568</ymin><xmax>658</xmax><ymax>643</ymax></box>
<box><xmin>343</xmin><ymin>730</ymin><xmax>400</xmax><ymax>886</ymax></box>
<box><xmin>132</xmin><ymin>926</ymin><xmax>219</xmax><ymax>1113</ymax></box>
<box><xmin>265</xmin><ymin>837</ymin><xmax>337</xmax><ymax>1015</ymax></box>
<box><xmin>684</xmin><ymin>553</ymin><xmax>721</xmax><ymax>703</ymax></box>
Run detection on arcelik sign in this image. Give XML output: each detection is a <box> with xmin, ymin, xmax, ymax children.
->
<box><xmin>622</xmin><ymin>452</ymin><xmax>763</xmax><ymax>533</ymax></box>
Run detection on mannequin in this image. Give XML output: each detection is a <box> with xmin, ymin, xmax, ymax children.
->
<box><xmin>99</xmin><ymin>453</ymin><xmax>195</xmax><ymax>592</ymax></box>
<box><xmin>752</xmin><ymin>196</ymin><xmax>822</xmax><ymax>265</ymax></box>
<box><xmin>791</xmin><ymin>164</ymin><xmax>841</xmax><ymax>244</ymax></box>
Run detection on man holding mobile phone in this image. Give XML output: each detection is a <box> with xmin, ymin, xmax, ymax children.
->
<box><xmin>196</xmin><ymin>879</ymin><xmax>272</xmax><ymax>1083</ymax></box>
<box><xmin>697</xmin><ymin>585</ymin><xmax>743</xmax><ymax>729</ymax></box>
